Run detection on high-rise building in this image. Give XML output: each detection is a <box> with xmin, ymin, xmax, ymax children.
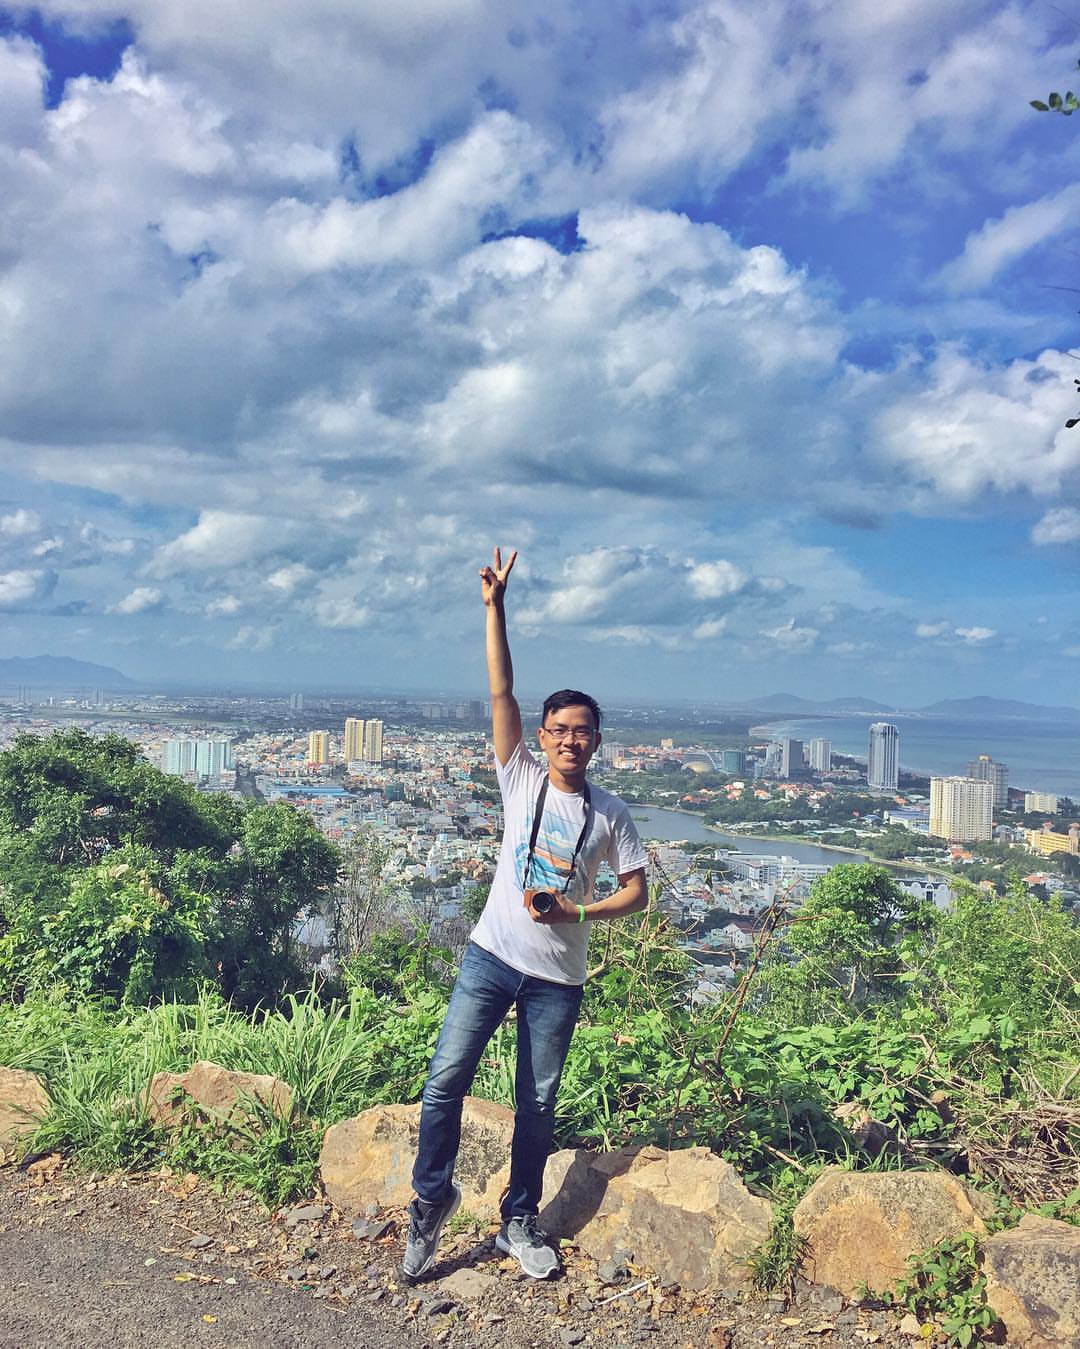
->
<box><xmin>867</xmin><ymin>723</ymin><xmax>899</xmax><ymax>791</ymax></box>
<box><xmin>289</xmin><ymin>692</ymin><xmax>304</xmax><ymax>712</ymax></box>
<box><xmin>760</xmin><ymin>742</ymin><xmax>782</xmax><ymax>778</ymax></box>
<box><xmin>779</xmin><ymin>738</ymin><xmax>804</xmax><ymax>778</ymax></box>
<box><xmin>965</xmin><ymin>754</ymin><xmax>1009</xmax><ymax>810</ymax></box>
<box><xmin>344</xmin><ymin>717</ymin><xmax>365</xmax><ymax>762</ymax></box>
<box><xmin>307</xmin><ymin>731</ymin><xmax>330</xmax><ymax>765</ymax></box>
<box><xmin>808</xmin><ymin>738</ymin><xmax>831</xmax><ymax>773</ymax></box>
<box><xmin>164</xmin><ymin>738</ymin><xmax>234</xmax><ymax>779</ymax></box>
<box><xmin>1024</xmin><ymin>791</ymin><xmax>1059</xmax><ymax>814</ymax></box>
<box><xmin>362</xmin><ymin>719</ymin><xmax>384</xmax><ymax>764</ymax></box>
<box><xmin>720</xmin><ymin>749</ymin><xmax>746</xmax><ymax>776</ymax></box>
<box><xmin>929</xmin><ymin>776</ymin><xmax>993</xmax><ymax>842</ymax></box>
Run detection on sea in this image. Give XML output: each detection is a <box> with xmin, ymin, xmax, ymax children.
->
<box><xmin>760</xmin><ymin>714</ymin><xmax>1080</xmax><ymax>800</ymax></box>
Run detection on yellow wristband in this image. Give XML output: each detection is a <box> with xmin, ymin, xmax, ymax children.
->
<box><xmin>577</xmin><ymin>904</ymin><xmax>587</xmax><ymax>923</ymax></box>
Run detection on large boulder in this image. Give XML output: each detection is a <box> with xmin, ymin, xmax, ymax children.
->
<box><xmin>0</xmin><ymin>1067</ymin><xmax>50</xmax><ymax>1147</ymax></box>
<box><xmin>793</xmin><ymin>1168</ymin><xmax>993</xmax><ymax>1297</ymax></box>
<box><xmin>539</xmin><ymin>1144</ymin><xmax>773</xmax><ymax>1294</ymax></box>
<box><xmin>146</xmin><ymin>1061</ymin><xmax>293</xmax><ymax>1127</ymax></box>
<box><xmin>982</xmin><ymin>1214</ymin><xmax>1080</xmax><ymax>1349</ymax></box>
<box><xmin>319</xmin><ymin>1097</ymin><xmax>514</xmax><ymax>1216</ymax></box>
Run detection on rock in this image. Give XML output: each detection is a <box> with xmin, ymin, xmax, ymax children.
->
<box><xmin>423</xmin><ymin>1297</ymin><xmax>454</xmax><ymax>1317</ymax></box>
<box><xmin>187</xmin><ymin>1233</ymin><xmax>213</xmax><ymax>1249</ymax></box>
<box><xmin>284</xmin><ymin>1203</ymin><xmax>329</xmax><ymax>1227</ymax></box>
<box><xmin>438</xmin><ymin>1268</ymin><xmax>499</xmax><ymax>1301</ymax></box>
<box><xmin>352</xmin><ymin>1216</ymin><xmax>395</xmax><ymax>1241</ymax></box>
<box><xmin>559</xmin><ymin>1332</ymin><xmax>586</xmax><ymax>1347</ymax></box>
<box><xmin>539</xmin><ymin>1144</ymin><xmax>772</xmax><ymax>1293</ymax></box>
<box><xmin>792</xmin><ymin>1167</ymin><xmax>993</xmax><ymax>1298</ymax></box>
<box><xmin>897</xmin><ymin>1312</ymin><xmax>922</xmax><ymax>1337</ymax></box>
<box><xmin>146</xmin><ymin>1061</ymin><xmax>293</xmax><ymax>1128</ymax></box>
<box><xmin>318</xmin><ymin>1097</ymin><xmax>515</xmax><ymax>1216</ymax></box>
<box><xmin>598</xmin><ymin>1256</ymin><xmax>631</xmax><ymax>1285</ymax></box>
<box><xmin>0</xmin><ymin>1068</ymin><xmax>50</xmax><ymax>1147</ymax></box>
<box><xmin>982</xmin><ymin>1214</ymin><xmax>1080</xmax><ymax>1349</ymax></box>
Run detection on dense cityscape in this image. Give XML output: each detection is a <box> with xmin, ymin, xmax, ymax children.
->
<box><xmin>3</xmin><ymin>685</ymin><xmax>1076</xmax><ymax>1005</ymax></box>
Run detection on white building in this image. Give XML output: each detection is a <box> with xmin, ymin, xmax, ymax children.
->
<box><xmin>867</xmin><ymin>723</ymin><xmax>899</xmax><ymax>791</ymax></box>
<box><xmin>808</xmin><ymin>738</ymin><xmax>831</xmax><ymax>773</ymax></box>
<box><xmin>163</xmin><ymin>738</ymin><xmax>234</xmax><ymax>779</ymax></box>
<box><xmin>929</xmin><ymin>776</ymin><xmax>993</xmax><ymax>842</ymax></box>
<box><xmin>1024</xmin><ymin>791</ymin><xmax>1058</xmax><ymax>814</ymax></box>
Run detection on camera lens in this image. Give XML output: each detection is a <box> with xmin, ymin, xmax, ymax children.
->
<box><xmin>532</xmin><ymin>890</ymin><xmax>556</xmax><ymax>914</ymax></box>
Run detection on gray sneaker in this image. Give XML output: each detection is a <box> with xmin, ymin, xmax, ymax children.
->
<box><xmin>495</xmin><ymin>1214</ymin><xmax>560</xmax><ymax>1279</ymax></box>
<box><xmin>402</xmin><ymin>1183</ymin><xmax>461</xmax><ymax>1279</ymax></box>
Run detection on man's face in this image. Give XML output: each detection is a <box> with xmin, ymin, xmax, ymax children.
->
<box><xmin>537</xmin><ymin>704</ymin><xmax>600</xmax><ymax>775</ymax></box>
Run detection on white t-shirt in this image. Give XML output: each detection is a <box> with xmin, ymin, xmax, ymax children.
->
<box><xmin>470</xmin><ymin>739</ymin><xmax>648</xmax><ymax>986</ymax></box>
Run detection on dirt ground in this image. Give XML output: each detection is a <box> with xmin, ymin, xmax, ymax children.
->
<box><xmin>0</xmin><ymin>1154</ymin><xmax>931</xmax><ymax>1349</ymax></box>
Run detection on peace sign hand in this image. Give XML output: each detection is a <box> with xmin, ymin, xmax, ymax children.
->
<box><xmin>479</xmin><ymin>547</ymin><xmax>518</xmax><ymax>608</ymax></box>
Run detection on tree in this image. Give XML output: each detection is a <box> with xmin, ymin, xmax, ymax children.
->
<box><xmin>0</xmin><ymin>730</ymin><xmax>340</xmax><ymax>1008</ymax></box>
<box><xmin>328</xmin><ymin>828</ymin><xmax>396</xmax><ymax>963</ymax></box>
<box><xmin>761</xmin><ymin>863</ymin><xmax>932</xmax><ymax>1023</ymax></box>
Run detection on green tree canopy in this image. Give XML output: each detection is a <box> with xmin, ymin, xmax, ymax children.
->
<box><xmin>0</xmin><ymin>729</ymin><xmax>340</xmax><ymax>1008</ymax></box>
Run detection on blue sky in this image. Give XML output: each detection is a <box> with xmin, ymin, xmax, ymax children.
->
<box><xmin>2</xmin><ymin>0</ymin><xmax>1080</xmax><ymax>705</ymax></box>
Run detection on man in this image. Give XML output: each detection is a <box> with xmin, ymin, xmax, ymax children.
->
<box><xmin>403</xmin><ymin>547</ymin><xmax>649</xmax><ymax>1281</ymax></box>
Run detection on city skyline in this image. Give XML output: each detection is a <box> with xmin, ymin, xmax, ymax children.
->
<box><xmin>2</xmin><ymin>5</ymin><xmax>1080</xmax><ymax>704</ymax></box>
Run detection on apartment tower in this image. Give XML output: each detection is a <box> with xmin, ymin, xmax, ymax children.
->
<box><xmin>929</xmin><ymin>776</ymin><xmax>993</xmax><ymax>843</ymax></box>
<box><xmin>344</xmin><ymin>717</ymin><xmax>365</xmax><ymax>762</ymax></box>
<box><xmin>362</xmin><ymin>719</ymin><xmax>384</xmax><ymax>764</ymax></box>
<box><xmin>866</xmin><ymin>722</ymin><xmax>899</xmax><ymax>791</ymax></box>
<box><xmin>964</xmin><ymin>754</ymin><xmax>1009</xmax><ymax>810</ymax></box>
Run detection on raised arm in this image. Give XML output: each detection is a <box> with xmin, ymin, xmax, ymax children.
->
<box><xmin>480</xmin><ymin>547</ymin><xmax>523</xmax><ymax>766</ymax></box>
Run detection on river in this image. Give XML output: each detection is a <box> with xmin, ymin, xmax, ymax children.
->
<box><xmin>628</xmin><ymin>804</ymin><xmax>871</xmax><ymax>866</ymax></box>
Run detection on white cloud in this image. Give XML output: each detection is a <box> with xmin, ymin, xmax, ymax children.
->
<box><xmin>152</xmin><ymin>512</ymin><xmax>297</xmax><ymax>574</ymax></box>
<box><xmin>0</xmin><ymin>508</ymin><xmax>41</xmax><ymax>536</ymax></box>
<box><xmin>110</xmin><ymin>586</ymin><xmax>163</xmax><ymax>614</ymax></box>
<box><xmin>266</xmin><ymin>564</ymin><xmax>315</xmax><ymax>594</ymax></box>
<box><xmin>874</xmin><ymin>348</ymin><xmax>1080</xmax><ymax>501</ymax></box>
<box><xmin>687</xmin><ymin>559</ymin><xmax>747</xmax><ymax>599</ymax></box>
<box><xmin>916</xmin><ymin>620</ymin><xmax>995</xmax><ymax>644</ymax></box>
<box><xmin>313</xmin><ymin>597</ymin><xmax>370</xmax><ymax>628</ymax></box>
<box><xmin>0</xmin><ymin>568</ymin><xmax>52</xmax><ymax>607</ymax></box>
<box><xmin>1032</xmin><ymin>506</ymin><xmax>1080</xmax><ymax>546</ymax></box>
<box><xmin>206</xmin><ymin>593</ymin><xmax>242</xmax><ymax>617</ymax></box>
<box><xmin>938</xmin><ymin>184</ymin><xmax>1080</xmax><ymax>294</ymax></box>
<box><xmin>760</xmin><ymin>616</ymin><xmax>819</xmax><ymax>649</ymax></box>
<box><xmin>227</xmin><ymin>623</ymin><xmax>274</xmax><ymax>651</ymax></box>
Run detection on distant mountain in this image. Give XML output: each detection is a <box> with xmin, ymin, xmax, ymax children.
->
<box><xmin>744</xmin><ymin>693</ymin><xmax>896</xmax><ymax>714</ymax></box>
<box><xmin>744</xmin><ymin>693</ymin><xmax>823</xmax><ymax>712</ymax></box>
<box><xmin>917</xmin><ymin>696</ymin><xmax>1080</xmax><ymax>722</ymax></box>
<box><xmin>818</xmin><ymin>696</ymin><xmax>896</xmax><ymax>713</ymax></box>
<box><xmin>0</xmin><ymin>655</ymin><xmax>134</xmax><ymax>689</ymax></box>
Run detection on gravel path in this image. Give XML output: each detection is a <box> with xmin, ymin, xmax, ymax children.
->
<box><xmin>0</xmin><ymin>1156</ymin><xmax>926</xmax><ymax>1349</ymax></box>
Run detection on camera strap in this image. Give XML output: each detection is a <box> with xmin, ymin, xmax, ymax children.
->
<box><xmin>522</xmin><ymin>777</ymin><xmax>593</xmax><ymax>895</ymax></box>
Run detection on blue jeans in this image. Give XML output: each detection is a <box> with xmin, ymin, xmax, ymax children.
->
<box><xmin>412</xmin><ymin>942</ymin><xmax>583</xmax><ymax>1220</ymax></box>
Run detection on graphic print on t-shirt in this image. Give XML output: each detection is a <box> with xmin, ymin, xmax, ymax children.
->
<box><xmin>515</xmin><ymin>797</ymin><xmax>588</xmax><ymax>896</ymax></box>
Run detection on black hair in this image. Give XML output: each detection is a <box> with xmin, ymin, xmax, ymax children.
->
<box><xmin>541</xmin><ymin>689</ymin><xmax>602</xmax><ymax>730</ymax></box>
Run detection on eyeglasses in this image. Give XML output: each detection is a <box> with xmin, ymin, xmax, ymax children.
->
<box><xmin>542</xmin><ymin>725</ymin><xmax>596</xmax><ymax>743</ymax></box>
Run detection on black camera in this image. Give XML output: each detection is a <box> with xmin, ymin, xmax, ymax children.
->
<box><xmin>524</xmin><ymin>887</ymin><xmax>557</xmax><ymax>914</ymax></box>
